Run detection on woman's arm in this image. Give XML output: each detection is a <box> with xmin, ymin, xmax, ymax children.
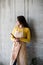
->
<box><xmin>10</xmin><ymin>26</ymin><xmax>20</xmax><ymax>42</ymax></box>
<box><xmin>10</xmin><ymin>26</ymin><xmax>17</xmax><ymax>41</ymax></box>
<box><xmin>20</xmin><ymin>28</ymin><xmax>31</xmax><ymax>43</ymax></box>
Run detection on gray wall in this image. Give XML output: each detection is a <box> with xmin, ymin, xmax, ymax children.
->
<box><xmin>0</xmin><ymin>0</ymin><xmax>43</xmax><ymax>65</ymax></box>
<box><xmin>0</xmin><ymin>0</ymin><xmax>26</xmax><ymax>65</ymax></box>
<box><xmin>29</xmin><ymin>0</ymin><xmax>43</xmax><ymax>58</ymax></box>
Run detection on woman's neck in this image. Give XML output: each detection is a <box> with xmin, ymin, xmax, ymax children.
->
<box><xmin>18</xmin><ymin>25</ymin><xmax>23</xmax><ymax>28</ymax></box>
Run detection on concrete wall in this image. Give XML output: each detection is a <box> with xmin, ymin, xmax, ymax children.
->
<box><xmin>29</xmin><ymin>0</ymin><xmax>43</xmax><ymax>59</ymax></box>
<box><xmin>0</xmin><ymin>0</ymin><xmax>26</xmax><ymax>65</ymax></box>
<box><xmin>0</xmin><ymin>0</ymin><xmax>43</xmax><ymax>65</ymax></box>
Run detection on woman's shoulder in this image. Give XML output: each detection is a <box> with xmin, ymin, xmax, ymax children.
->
<box><xmin>24</xmin><ymin>27</ymin><xmax>30</xmax><ymax>31</ymax></box>
<box><xmin>12</xmin><ymin>25</ymin><xmax>18</xmax><ymax>33</ymax></box>
<box><xmin>23</xmin><ymin>27</ymin><xmax>30</xmax><ymax>33</ymax></box>
<box><xmin>13</xmin><ymin>25</ymin><xmax>18</xmax><ymax>29</ymax></box>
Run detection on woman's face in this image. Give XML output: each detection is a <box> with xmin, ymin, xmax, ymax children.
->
<box><xmin>16</xmin><ymin>20</ymin><xmax>20</xmax><ymax>26</ymax></box>
<box><xmin>16</xmin><ymin>20</ymin><xmax>22</xmax><ymax>28</ymax></box>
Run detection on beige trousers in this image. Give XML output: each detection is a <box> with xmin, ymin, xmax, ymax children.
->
<box><xmin>17</xmin><ymin>42</ymin><xmax>27</xmax><ymax>65</ymax></box>
<box><xmin>10</xmin><ymin>42</ymin><xmax>27</xmax><ymax>65</ymax></box>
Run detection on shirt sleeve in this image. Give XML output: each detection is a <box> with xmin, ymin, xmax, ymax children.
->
<box><xmin>10</xmin><ymin>26</ymin><xmax>17</xmax><ymax>41</ymax></box>
<box><xmin>20</xmin><ymin>28</ymin><xmax>31</xmax><ymax>43</ymax></box>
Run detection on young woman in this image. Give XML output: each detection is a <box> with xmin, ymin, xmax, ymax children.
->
<box><xmin>10</xmin><ymin>16</ymin><xmax>31</xmax><ymax>65</ymax></box>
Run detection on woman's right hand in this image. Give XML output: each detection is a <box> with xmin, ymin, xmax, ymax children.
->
<box><xmin>14</xmin><ymin>38</ymin><xmax>20</xmax><ymax>42</ymax></box>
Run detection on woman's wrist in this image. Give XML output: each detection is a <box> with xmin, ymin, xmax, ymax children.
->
<box><xmin>13</xmin><ymin>38</ymin><xmax>20</xmax><ymax>42</ymax></box>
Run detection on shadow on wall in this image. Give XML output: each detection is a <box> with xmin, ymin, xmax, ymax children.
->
<box><xmin>0</xmin><ymin>62</ymin><xmax>4</xmax><ymax>65</ymax></box>
<box><xmin>26</xmin><ymin>18</ymin><xmax>37</xmax><ymax>64</ymax></box>
<box><xmin>29</xmin><ymin>18</ymin><xmax>37</xmax><ymax>57</ymax></box>
<box><xmin>30</xmin><ymin>57</ymin><xmax>43</xmax><ymax>65</ymax></box>
<box><xmin>27</xmin><ymin>18</ymin><xmax>43</xmax><ymax>65</ymax></box>
<box><xmin>28</xmin><ymin>18</ymin><xmax>37</xmax><ymax>43</ymax></box>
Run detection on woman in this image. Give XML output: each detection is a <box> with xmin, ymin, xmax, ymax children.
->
<box><xmin>10</xmin><ymin>16</ymin><xmax>31</xmax><ymax>65</ymax></box>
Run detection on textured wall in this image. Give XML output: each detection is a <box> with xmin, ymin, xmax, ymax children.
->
<box><xmin>0</xmin><ymin>0</ymin><xmax>16</xmax><ymax>65</ymax></box>
<box><xmin>0</xmin><ymin>0</ymin><xmax>26</xmax><ymax>65</ymax></box>
<box><xmin>29</xmin><ymin>0</ymin><xmax>43</xmax><ymax>59</ymax></box>
<box><xmin>0</xmin><ymin>0</ymin><xmax>43</xmax><ymax>65</ymax></box>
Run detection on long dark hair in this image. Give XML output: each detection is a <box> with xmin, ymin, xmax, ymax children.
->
<box><xmin>17</xmin><ymin>15</ymin><xmax>32</xmax><ymax>37</ymax></box>
<box><xmin>17</xmin><ymin>16</ymin><xmax>29</xmax><ymax>28</ymax></box>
